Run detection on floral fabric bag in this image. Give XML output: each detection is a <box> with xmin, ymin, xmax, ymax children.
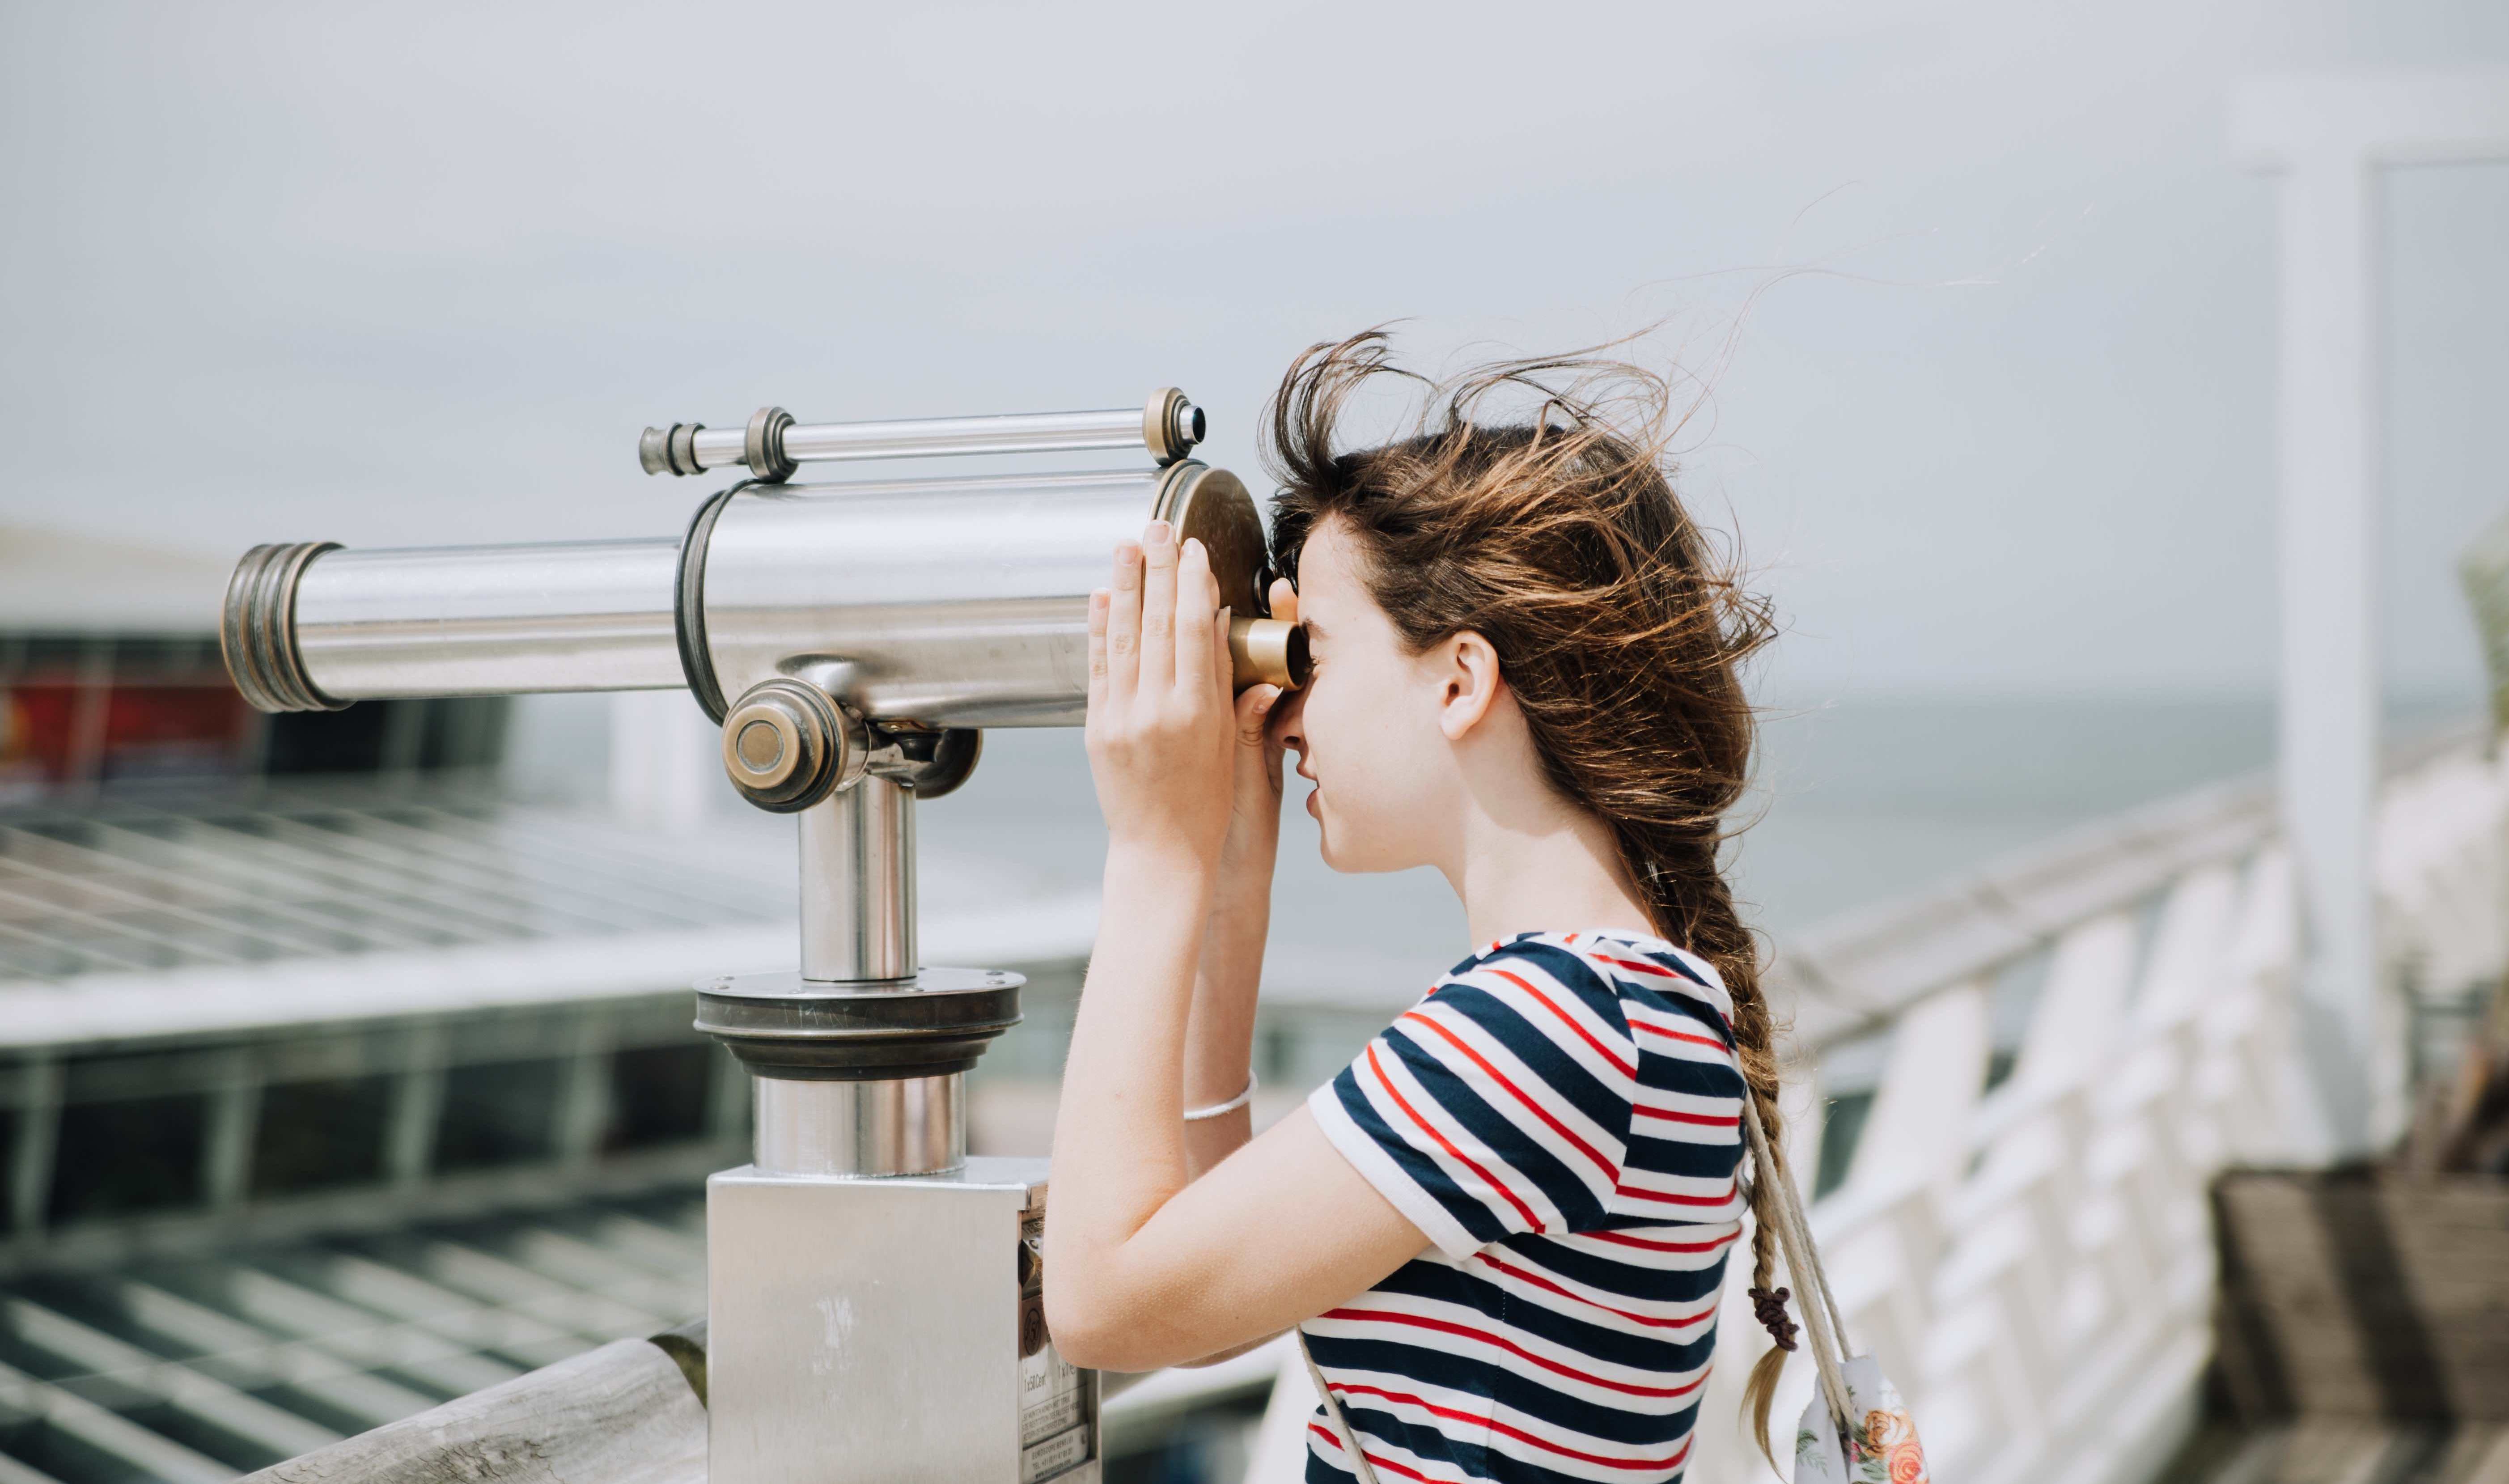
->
<box><xmin>1790</xmin><ymin>1353</ymin><xmax>1928</xmax><ymax>1484</ymax></box>
<box><xmin>1740</xmin><ymin>1098</ymin><xmax>1931</xmax><ymax>1484</ymax></box>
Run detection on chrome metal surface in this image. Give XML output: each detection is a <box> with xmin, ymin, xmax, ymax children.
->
<box><xmin>699</xmin><ymin>462</ymin><xmax>1264</xmax><ymax>727</ymax></box>
<box><xmin>708</xmin><ymin>1160</ymin><xmax>1097</xmax><ymax>1484</ymax></box>
<box><xmin>642</xmin><ymin>389</ymin><xmax>1199</xmax><ymax>477</ymax></box>
<box><xmin>798</xmin><ymin>779</ymin><xmax>914</xmax><ymax>981</ymax></box>
<box><xmin>291</xmin><ymin>540</ymin><xmax>684</xmax><ymax>699</ymax></box>
<box><xmin>752</xmin><ymin>1073</ymin><xmax>963</xmax><ymax>1176</ymax></box>
<box><xmin>781</xmin><ymin>405</ymin><xmax>1149</xmax><ymax>464</ymax></box>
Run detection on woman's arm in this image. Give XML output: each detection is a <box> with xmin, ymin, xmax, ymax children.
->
<box><xmin>1047</xmin><ymin>526</ymin><xmax>1426</xmax><ymax>1373</ymax></box>
<box><xmin>1180</xmin><ymin>578</ymin><xmax>1297</xmax><ymax>1179</ymax></box>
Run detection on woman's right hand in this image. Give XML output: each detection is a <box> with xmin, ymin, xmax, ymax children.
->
<box><xmin>1216</xmin><ymin>577</ymin><xmax>1298</xmax><ymax>882</ymax></box>
<box><xmin>1179</xmin><ymin>577</ymin><xmax>1296</xmax><ymax>1169</ymax></box>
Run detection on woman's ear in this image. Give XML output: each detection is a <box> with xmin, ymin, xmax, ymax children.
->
<box><xmin>1437</xmin><ymin>631</ymin><xmax>1505</xmax><ymax>741</ymax></box>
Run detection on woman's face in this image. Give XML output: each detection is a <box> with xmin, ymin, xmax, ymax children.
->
<box><xmin>1270</xmin><ymin>517</ymin><xmax>1459</xmax><ymax>875</ymax></box>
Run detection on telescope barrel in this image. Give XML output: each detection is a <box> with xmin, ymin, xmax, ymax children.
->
<box><xmin>695</xmin><ymin>463</ymin><xmax>1263</xmax><ymax>726</ymax></box>
<box><xmin>224</xmin><ymin>462</ymin><xmax>1305</xmax><ymax>725</ymax></box>
<box><xmin>640</xmin><ymin>389</ymin><xmax>1204</xmax><ymax>481</ymax></box>
<box><xmin>225</xmin><ymin>538</ymin><xmax>684</xmax><ymax>709</ymax></box>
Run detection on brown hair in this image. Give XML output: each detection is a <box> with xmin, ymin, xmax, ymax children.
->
<box><xmin>1263</xmin><ymin>330</ymin><xmax>1801</xmax><ymax>1453</ymax></box>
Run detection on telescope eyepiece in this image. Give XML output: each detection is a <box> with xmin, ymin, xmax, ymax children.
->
<box><xmin>1229</xmin><ymin>617</ymin><xmax>1310</xmax><ymax>693</ymax></box>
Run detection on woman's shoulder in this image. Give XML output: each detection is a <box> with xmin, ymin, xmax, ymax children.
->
<box><xmin>1441</xmin><ymin>928</ymin><xmax>1735</xmax><ymax>1035</ymax></box>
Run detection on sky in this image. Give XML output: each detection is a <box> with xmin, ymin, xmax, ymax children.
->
<box><xmin>2</xmin><ymin>0</ymin><xmax>2504</xmax><ymax>706</ymax></box>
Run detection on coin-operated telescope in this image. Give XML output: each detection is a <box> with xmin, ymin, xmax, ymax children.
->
<box><xmin>221</xmin><ymin>390</ymin><xmax>1305</xmax><ymax>1484</ymax></box>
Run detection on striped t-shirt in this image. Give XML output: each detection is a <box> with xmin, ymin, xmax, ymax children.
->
<box><xmin>1304</xmin><ymin>929</ymin><xmax>1746</xmax><ymax>1484</ymax></box>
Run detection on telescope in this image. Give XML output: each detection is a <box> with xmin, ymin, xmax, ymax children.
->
<box><xmin>219</xmin><ymin>389</ymin><xmax>1304</xmax><ymax>1484</ymax></box>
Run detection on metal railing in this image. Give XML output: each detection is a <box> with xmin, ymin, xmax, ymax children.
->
<box><xmin>1694</xmin><ymin>733</ymin><xmax>2498</xmax><ymax>1483</ymax></box>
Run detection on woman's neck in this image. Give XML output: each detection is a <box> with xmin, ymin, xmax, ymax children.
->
<box><xmin>1444</xmin><ymin>798</ymin><xmax>1653</xmax><ymax>948</ymax></box>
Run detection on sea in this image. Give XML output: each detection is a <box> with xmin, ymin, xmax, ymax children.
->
<box><xmin>892</xmin><ymin>692</ymin><xmax>2476</xmax><ymax>1005</ymax></box>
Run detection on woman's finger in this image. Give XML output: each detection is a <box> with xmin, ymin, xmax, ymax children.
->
<box><xmin>1107</xmin><ymin>540</ymin><xmax>1144</xmax><ymax>697</ymax></box>
<box><xmin>1268</xmin><ymin>576</ymin><xmax>1298</xmax><ymax>626</ymax></box>
<box><xmin>1138</xmin><ymin>520</ymin><xmax>1177</xmax><ymax>690</ymax></box>
<box><xmin>1086</xmin><ymin>587</ymin><xmax>1111</xmax><ymax>714</ymax></box>
<box><xmin>1233</xmin><ymin>683</ymin><xmax>1281</xmax><ymax>746</ymax></box>
<box><xmin>1173</xmin><ymin>538</ymin><xmax>1218</xmax><ymax>696</ymax></box>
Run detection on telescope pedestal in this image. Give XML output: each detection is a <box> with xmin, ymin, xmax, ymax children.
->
<box><xmin>212</xmin><ymin>386</ymin><xmax>1284</xmax><ymax>1483</ymax></box>
<box><xmin>708</xmin><ymin>1159</ymin><xmax>1096</xmax><ymax>1484</ymax></box>
<box><xmin>699</xmin><ymin>775</ymin><xmax>1096</xmax><ymax>1484</ymax></box>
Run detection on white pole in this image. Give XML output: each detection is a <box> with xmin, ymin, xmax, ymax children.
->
<box><xmin>2234</xmin><ymin>69</ymin><xmax>2509</xmax><ymax>1158</ymax></box>
<box><xmin>2271</xmin><ymin>153</ymin><xmax>2381</xmax><ymax>1157</ymax></box>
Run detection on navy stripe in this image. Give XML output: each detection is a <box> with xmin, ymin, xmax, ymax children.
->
<box><xmin>1419</xmin><ymin>981</ymin><xmax>1630</xmax><ymax>1136</ymax></box>
<box><xmin>1625</xmin><ymin>1135</ymin><xmax>1746</xmax><ymax>1182</ymax></box>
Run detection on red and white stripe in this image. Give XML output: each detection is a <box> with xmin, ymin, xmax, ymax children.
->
<box><xmin>1317</xmin><ymin>1381</ymin><xmax>1700</xmax><ymax>1482</ymax></box>
<box><xmin>1309</xmin><ymin>1292</ymin><xmax>1713</xmax><ymax>1411</ymax></box>
<box><xmin>1618</xmin><ymin>1003</ymin><xmax>1735</xmax><ymax>1063</ymax></box>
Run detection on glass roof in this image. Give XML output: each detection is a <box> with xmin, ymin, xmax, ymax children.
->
<box><xmin>0</xmin><ymin>784</ymin><xmax>788</xmax><ymax>987</ymax></box>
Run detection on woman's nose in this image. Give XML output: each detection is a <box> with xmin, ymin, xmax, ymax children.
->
<box><xmin>1269</xmin><ymin>684</ymin><xmax>1307</xmax><ymax>752</ymax></box>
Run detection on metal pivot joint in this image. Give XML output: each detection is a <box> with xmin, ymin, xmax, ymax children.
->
<box><xmin>720</xmin><ymin>679</ymin><xmax>865</xmax><ymax>813</ymax></box>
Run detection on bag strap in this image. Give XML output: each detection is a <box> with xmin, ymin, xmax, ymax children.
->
<box><xmin>1299</xmin><ymin>1332</ymin><xmax>1385</xmax><ymax>1484</ymax></box>
<box><xmin>1739</xmin><ymin>1093</ymin><xmax>1856</xmax><ymax>1441</ymax></box>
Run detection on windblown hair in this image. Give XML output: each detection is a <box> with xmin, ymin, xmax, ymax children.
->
<box><xmin>1263</xmin><ymin>330</ymin><xmax>1800</xmax><ymax>1454</ymax></box>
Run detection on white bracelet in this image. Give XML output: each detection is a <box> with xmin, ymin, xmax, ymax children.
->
<box><xmin>1182</xmin><ymin>1072</ymin><xmax>1259</xmax><ymax>1122</ymax></box>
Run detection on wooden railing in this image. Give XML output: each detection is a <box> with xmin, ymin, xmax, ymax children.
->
<box><xmin>240</xmin><ymin>1321</ymin><xmax>706</xmax><ymax>1484</ymax></box>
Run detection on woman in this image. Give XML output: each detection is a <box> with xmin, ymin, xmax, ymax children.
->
<box><xmin>1046</xmin><ymin>331</ymin><xmax>1795</xmax><ymax>1484</ymax></box>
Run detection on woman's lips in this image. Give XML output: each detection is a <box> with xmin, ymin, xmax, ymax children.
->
<box><xmin>1305</xmin><ymin>789</ymin><xmax>1320</xmax><ymax>819</ymax></box>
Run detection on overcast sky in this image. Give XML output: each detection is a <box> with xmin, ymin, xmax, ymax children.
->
<box><xmin>2</xmin><ymin>0</ymin><xmax>2502</xmax><ymax>704</ymax></box>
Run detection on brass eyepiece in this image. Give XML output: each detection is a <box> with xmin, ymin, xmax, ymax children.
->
<box><xmin>1229</xmin><ymin>617</ymin><xmax>1310</xmax><ymax>693</ymax></box>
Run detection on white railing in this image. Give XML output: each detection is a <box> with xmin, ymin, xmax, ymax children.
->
<box><xmin>1246</xmin><ymin>729</ymin><xmax>2508</xmax><ymax>1484</ymax></box>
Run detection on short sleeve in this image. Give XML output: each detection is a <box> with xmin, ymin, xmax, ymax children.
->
<box><xmin>1308</xmin><ymin>941</ymin><xmax>1640</xmax><ymax>1261</ymax></box>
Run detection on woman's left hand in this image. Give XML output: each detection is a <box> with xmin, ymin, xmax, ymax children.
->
<box><xmin>1086</xmin><ymin>520</ymin><xmax>1236</xmax><ymax>870</ymax></box>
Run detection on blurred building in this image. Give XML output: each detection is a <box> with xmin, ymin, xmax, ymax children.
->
<box><xmin>0</xmin><ymin>524</ymin><xmax>1342</xmax><ymax>1480</ymax></box>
